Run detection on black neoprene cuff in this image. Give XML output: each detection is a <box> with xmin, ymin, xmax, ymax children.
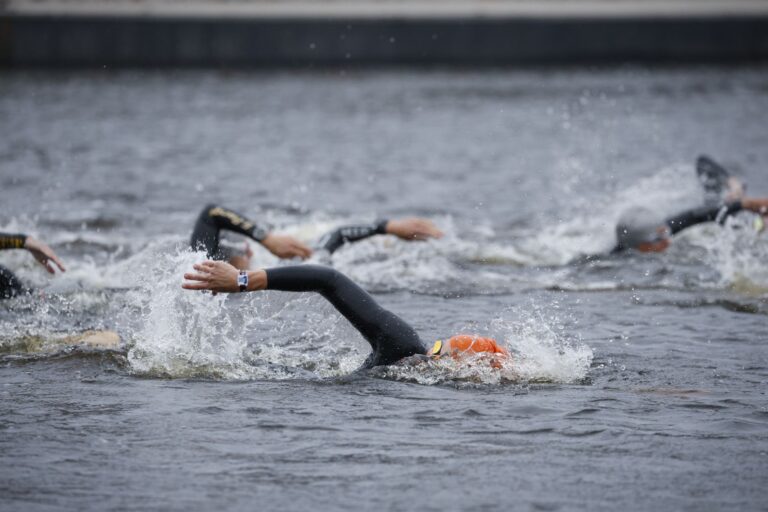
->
<box><xmin>374</xmin><ymin>219</ymin><xmax>389</xmax><ymax>235</ymax></box>
<box><xmin>0</xmin><ymin>233</ymin><xmax>27</xmax><ymax>250</ymax></box>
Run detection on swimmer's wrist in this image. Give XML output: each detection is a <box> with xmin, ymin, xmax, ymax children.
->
<box><xmin>375</xmin><ymin>219</ymin><xmax>390</xmax><ymax>235</ymax></box>
<box><xmin>246</xmin><ymin>270</ymin><xmax>267</xmax><ymax>291</ymax></box>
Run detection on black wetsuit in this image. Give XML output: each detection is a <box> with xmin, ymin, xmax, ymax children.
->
<box><xmin>191</xmin><ymin>203</ymin><xmax>391</xmax><ymax>258</ymax></box>
<box><xmin>318</xmin><ymin>220</ymin><xmax>389</xmax><ymax>254</ymax></box>
<box><xmin>265</xmin><ymin>265</ymin><xmax>425</xmax><ymax>368</ymax></box>
<box><xmin>665</xmin><ymin>201</ymin><xmax>743</xmax><ymax>235</ymax></box>
<box><xmin>0</xmin><ymin>232</ymin><xmax>30</xmax><ymax>299</ymax></box>
<box><xmin>190</xmin><ymin>204</ymin><xmax>270</xmax><ymax>259</ymax></box>
<box><xmin>612</xmin><ymin>201</ymin><xmax>745</xmax><ymax>253</ymax></box>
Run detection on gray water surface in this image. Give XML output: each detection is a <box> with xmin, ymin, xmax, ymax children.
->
<box><xmin>1</xmin><ymin>67</ymin><xmax>767</xmax><ymax>511</ymax></box>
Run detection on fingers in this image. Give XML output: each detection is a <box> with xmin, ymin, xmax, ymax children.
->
<box><xmin>52</xmin><ymin>258</ymin><xmax>66</xmax><ymax>272</ymax></box>
<box><xmin>184</xmin><ymin>272</ymin><xmax>210</xmax><ymax>282</ymax></box>
<box><xmin>192</xmin><ymin>261</ymin><xmax>216</xmax><ymax>272</ymax></box>
<box><xmin>293</xmin><ymin>242</ymin><xmax>312</xmax><ymax>259</ymax></box>
<box><xmin>415</xmin><ymin>219</ymin><xmax>443</xmax><ymax>239</ymax></box>
<box><xmin>182</xmin><ymin>281</ymin><xmax>210</xmax><ymax>290</ymax></box>
<box><xmin>48</xmin><ymin>252</ymin><xmax>66</xmax><ymax>273</ymax></box>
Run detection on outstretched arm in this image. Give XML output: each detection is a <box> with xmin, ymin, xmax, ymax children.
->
<box><xmin>741</xmin><ymin>197</ymin><xmax>768</xmax><ymax>214</ymax></box>
<box><xmin>0</xmin><ymin>232</ymin><xmax>65</xmax><ymax>274</ymax></box>
<box><xmin>182</xmin><ymin>261</ymin><xmax>425</xmax><ymax>367</ymax></box>
<box><xmin>190</xmin><ymin>204</ymin><xmax>312</xmax><ymax>260</ymax></box>
<box><xmin>318</xmin><ymin>217</ymin><xmax>443</xmax><ymax>254</ymax></box>
<box><xmin>665</xmin><ymin>202</ymin><xmax>743</xmax><ymax>235</ymax></box>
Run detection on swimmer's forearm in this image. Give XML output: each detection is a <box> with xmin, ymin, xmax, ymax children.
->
<box><xmin>245</xmin><ymin>270</ymin><xmax>268</xmax><ymax>291</ymax></box>
<box><xmin>741</xmin><ymin>198</ymin><xmax>768</xmax><ymax>214</ymax></box>
<box><xmin>318</xmin><ymin>220</ymin><xmax>388</xmax><ymax>253</ymax></box>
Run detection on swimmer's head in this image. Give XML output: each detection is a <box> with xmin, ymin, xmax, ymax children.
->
<box><xmin>428</xmin><ymin>335</ymin><xmax>509</xmax><ymax>367</ymax></box>
<box><xmin>615</xmin><ymin>207</ymin><xmax>671</xmax><ymax>253</ymax></box>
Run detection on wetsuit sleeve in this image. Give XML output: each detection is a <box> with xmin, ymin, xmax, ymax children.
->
<box><xmin>665</xmin><ymin>201</ymin><xmax>743</xmax><ymax>235</ymax></box>
<box><xmin>190</xmin><ymin>204</ymin><xmax>270</xmax><ymax>259</ymax></box>
<box><xmin>317</xmin><ymin>220</ymin><xmax>389</xmax><ymax>254</ymax></box>
<box><xmin>264</xmin><ymin>265</ymin><xmax>425</xmax><ymax>368</ymax></box>
<box><xmin>0</xmin><ymin>233</ymin><xmax>27</xmax><ymax>250</ymax></box>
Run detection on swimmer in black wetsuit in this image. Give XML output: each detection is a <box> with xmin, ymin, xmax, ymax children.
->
<box><xmin>191</xmin><ymin>204</ymin><xmax>443</xmax><ymax>270</ymax></box>
<box><xmin>0</xmin><ymin>232</ymin><xmax>66</xmax><ymax>298</ymax></box>
<box><xmin>190</xmin><ymin>204</ymin><xmax>313</xmax><ymax>269</ymax></box>
<box><xmin>612</xmin><ymin>156</ymin><xmax>768</xmax><ymax>253</ymax></box>
<box><xmin>182</xmin><ymin>261</ymin><xmax>507</xmax><ymax>369</ymax></box>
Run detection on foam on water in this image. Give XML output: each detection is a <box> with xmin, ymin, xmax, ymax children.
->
<box><xmin>697</xmin><ymin>214</ymin><xmax>768</xmax><ymax>295</ymax></box>
<box><xmin>125</xmin><ymin>249</ymin><xmax>255</xmax><ymax>379</ymax></box>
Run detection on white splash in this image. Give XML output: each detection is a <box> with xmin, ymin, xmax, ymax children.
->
<box><xmin>377</xmin><ymin>304</ymin><xmax>593</xmax><ymax>386</ymax></box>
<box><xmin>694</xmin><ymin>215</ymin><xmax>768</xmax><ymax>295</ymax></box>
<box><xmin>125</xmin><ymin>249</ymin><xmax>253</xmax><ymax>378</ymax></box>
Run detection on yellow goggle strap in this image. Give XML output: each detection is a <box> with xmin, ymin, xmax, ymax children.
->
<box><xmin>429</xmin><ymin>340</ymin><xmax>443</xmax><ymax>356</ymax></box>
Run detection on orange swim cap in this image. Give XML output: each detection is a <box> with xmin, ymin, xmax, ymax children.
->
<box><xmin>429</xmin><ymin>335</ymin><xmax>509</xmax><ymax>366</ymax></box>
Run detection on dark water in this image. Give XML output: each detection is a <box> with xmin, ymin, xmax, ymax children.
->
<box><xmin>1</xmin><ymin>68</ymin><xmax>767</xmax><ymax>511</ymax></box>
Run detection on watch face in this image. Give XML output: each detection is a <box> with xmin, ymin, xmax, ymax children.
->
<box><xmin>238</xmin><ymin>274</ymin><xmax>247</xmax><ymax>286</ymax></box>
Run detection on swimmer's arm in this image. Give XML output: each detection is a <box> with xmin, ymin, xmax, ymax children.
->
<box><xmin>318</xmin><ymin>218</ymin><xmax>443</xmax><ymax>254</ymax></box>
<box><xmin>741</xmin><ymin>198</ymin><xmax>768</xmax><ymax>214</ymax></box>
<box><xmin>0</xmin><ymin>233</ymin><xmax>65</xmax><ymax>274</ymax></box>
<box><xmin>317</xmin><ymin>220</ymin><xmax>388</xmax><ymax>254</ymax></box>
<box><xmin>206</xmin><ymin>204</ymin><xmax>312</xmax><ymax>259</ymax></box>
<box><xmin>665</xmin><ymin>202</ymin><xmax>743</xmax><ymax>234</ymax></box>
<box><xmin>183</xmin><ymin>262</ymin><xmax>425</xmax><ymax>364</ymax></box>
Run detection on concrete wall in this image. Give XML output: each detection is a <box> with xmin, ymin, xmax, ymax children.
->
<box><xmin>2</xmin><ymin>15</ymin><xmax>768</xmax><ymax>67</ymax></box>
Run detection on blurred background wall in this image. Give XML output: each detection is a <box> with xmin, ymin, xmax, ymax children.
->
<box><xmin>1</xmin><ymin>0</ymin><xmax>768</xmax><ymax>67</ymax></box>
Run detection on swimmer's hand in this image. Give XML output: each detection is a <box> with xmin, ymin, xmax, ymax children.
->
<box><xmin>24</xmin><ymin>236</ymin><xmax>66</xmax><ymax>274</ymax></box>
<box><xmin>386</xmin><ymin>218</ymin><xmax>444</xmax><ymax>241</ymax></box>
<box><xmin>261</xmin><ymin>234</ymin><xmax>313</xmax><ymax>260</ymax></box>
<box><xmin>182</xmin><ymin>260</ymin><xmax>267</xmax><ymax>294</ymax></box>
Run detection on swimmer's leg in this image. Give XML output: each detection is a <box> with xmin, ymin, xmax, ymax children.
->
<box><xmin>265</xmin><ymin>265</ymin><xmax>425</xmax><ymax>368</ymax></box>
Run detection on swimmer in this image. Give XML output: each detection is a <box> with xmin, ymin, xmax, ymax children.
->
<box><xmin>0</xmin><ymin>232</ymin><xmax>66</xmax><ymax>299</ymax></box>
<box><xmin>191</xmin><ymin>204</ymin><xmax>443</xmax><ymax>270</ymax></box>
<box><xmin>182</xmin><ymin>261</ymin><xmax>507</xmax><ymax>369</ymax></box>
<box><xmin>613</xmin><ymin>156</ymin><xmax>768</xmax><ymax>253</ymax></box>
